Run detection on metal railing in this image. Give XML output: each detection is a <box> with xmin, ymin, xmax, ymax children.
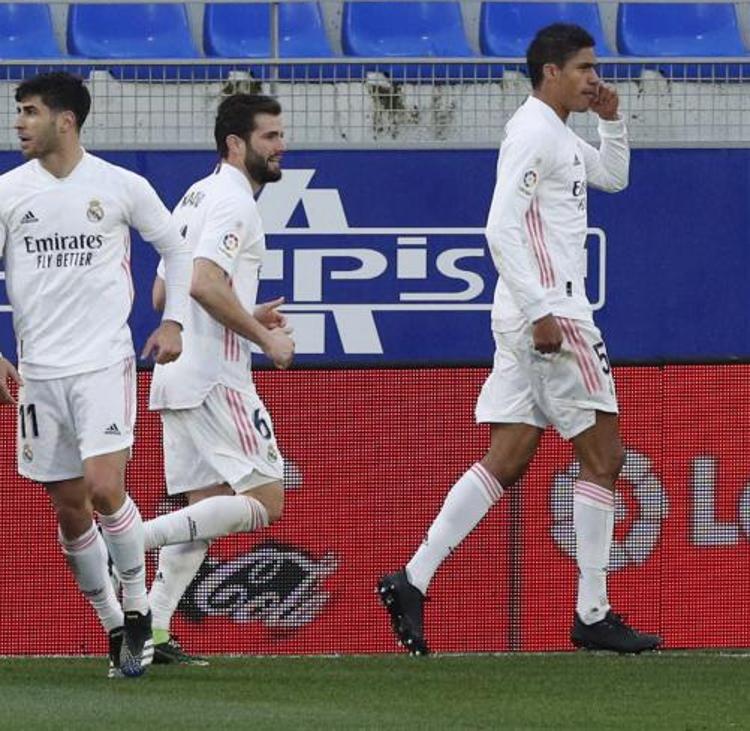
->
<box><xmin>0</xmin><ymin>59</ymin><xmax>748</xmax><ymax>149</ymax></box>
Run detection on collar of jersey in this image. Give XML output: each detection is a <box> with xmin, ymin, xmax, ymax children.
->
<box><xmin>526</xmin><ymin>95</ymin><xmax>569</xmax><ymax>130</ymax></box>
<box><xmin>33</xmin><ymin>147</ymin><xmax>88</xmax><ymax>183</ymax></box>
<box><xmin>217</xmin><ymin>161</ymin><xmax>254</xmax><ymax>195</ymax></box>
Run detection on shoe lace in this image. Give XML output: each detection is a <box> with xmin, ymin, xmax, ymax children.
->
<box><xmin>607</xmin><ymin>612</ymin><xmax>638</xmax><ymax>636</ymax></box>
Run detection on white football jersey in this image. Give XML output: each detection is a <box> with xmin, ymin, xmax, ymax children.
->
<box><xmin>149</xmin><ymin>162</ymin><xmax>265</xmax><ymax>410</ymax></box>
<box><xmin>485</xmin><ymin>96</ymin><xmax>630</xmax><ymax>331</ymax></box>
<box><xmin>0</xmin><ymin>151</ymin><xmax>188</xmax><ymax>379</ymax></box>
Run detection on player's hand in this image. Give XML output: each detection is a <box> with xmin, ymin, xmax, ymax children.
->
<box><xmin>141</xmin><ymin>320</ymin><xmax>183</xmax><ymax>365</ymax></box>
<box><xmin>590</xmin><ymin>83</ymin><xmax>619</xmax><ymax>121</ymax></box>
<box><xmin>254</xmin><ymin>296</ymin><xmax>292</xmax><ymax>333</ymax></box>
<box><xmin>532</xmin><ymin>314</ymin><xmax>563</xmax><ymax>354</ymax></box>
<box><xmin>0</xmin><ymin>356</ymin><xmax>22</xmax><ymax>404</ymax></box>
<box><xmin>262</xmin><ymin>328</ymin><xmax>295</xmax><ymax>370</ymax></box>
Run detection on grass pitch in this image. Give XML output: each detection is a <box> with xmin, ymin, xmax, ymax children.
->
<box><xmin>1</xmin><ymin>652</ymin><xmax>748</xmax><ymax>730</ymax></box>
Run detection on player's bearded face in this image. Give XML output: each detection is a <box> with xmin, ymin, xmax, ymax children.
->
<box><xmin>243</xmin><ymin>113</ymin><xmax>285</xmax><ymax>185</ymax></box>
<box><xmin>244</xmin><ymin>144</ymin><xmax>282</xmax><ymax>185</ymax></box>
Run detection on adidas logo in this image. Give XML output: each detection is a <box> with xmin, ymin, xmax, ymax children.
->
<box><xmin>20</xmin><ymin>210</ymin><xmax>38</xmax><ymax>224</ymax></box>
<box><xmin>104</xmin><ymin>423</ymin><xmax>121</xmax><ymax>436</ymax></box>
<box><xmin>573</xmin><ymin>154</ymin><xmax>582</xmax><ymax>166</ymax></box>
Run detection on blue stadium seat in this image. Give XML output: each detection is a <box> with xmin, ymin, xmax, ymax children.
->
<box><xmin>480</xmin><ymin>2</ymin><xmax>620</xmax><ymax>78</ymax></box>
<box><xmin>204</xmin><ymin>2</ymin><xmax>339</xmax><ymax>81</ymax></box>
<box><xmin>480</xmin><ymin>2</ymin><xmax>614</xmax><ymax>56</ymax></box>
<box><xmin>0</xmin><ymin>3</ymin><xmax>68</xmax><ymax>81</ymax></box>
<box><xmin>342</xmin><ymin>2</ymin><xmax>479</xmax><ymax>81</ymax></box>
<box><xmin>67</xmin><ymin>3</ymin><xmax>204</xmax><ymax>81</ymax></box>
<box><xmin>617</xmin><ymin>3</ymin><xmax>749</xmax><ymax>79</ymax></box>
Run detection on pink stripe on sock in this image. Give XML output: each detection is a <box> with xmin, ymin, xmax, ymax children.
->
<box><xmin>100</xmin><ymin>500</ymin><xmax>137</xmax><ymax>534</ymax></box>
<box><xmin>66</xmin><ymin>527</ymin><xmax>98</xmax><ymax>552</ymax></box>
<box><xmin>470</xmin><ymin>463</ymin><xmax>504</xmax><ymax>503</ymax></box>
<box><xmin>574</xmin><ymin>480</ymin><xmax>614</xmax><ymax>508</ymax></box>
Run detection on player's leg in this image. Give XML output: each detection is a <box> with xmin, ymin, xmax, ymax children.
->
<box><xmin>147</xmin><ymin>480</ymin><xmax>282</xmax><ymax>665</ymax></box>
<box><xmin>85</xmin><ymin>448</ymin><xmax>153</xmax><ymax>675</ymax></box>
<box><xmin>145</xmin><ymin>386</ymin><xmax>284</xmax><ymax>663</ymax></box>
<box><xmin>380</xmin><ymin>423</ymin><xmax>542</xmax><ymax>655</ymax></box>
<box><xmin>144</xmin><ymin>479</ymin><xmax>280</xmax><ymax>549</ymax></box>
<box><xmin>570</xmin><ymin>412</ymin><xmax>660</xmax><ymax>652</ymax></box>
<box><xmin>545</xmin><ymin>319</ymin><xmax>660</xmax><ymax>652</ymax></box>
<box><xmin>75</xmin><ymin>357</ymin><xmax>151</xmax><ymax>676</ymax></box>
<box><xmin>46</xmin><ymin>476</ymin><xmax>125</xmax><ymax>678</ymax></box>
<box><xmin>19</xmin><ymin>375</ymin><xmax>126</xmax><ymax>676</ymax></box>
<box><xmin>379</xmin><ymin>326</ymin><xmax>546</xmax><ymax>654</ymax></box>
<box><xmin>405</xmin><ymin>422</ymin><xmax>540</xmax><ymax>596</ymax></box>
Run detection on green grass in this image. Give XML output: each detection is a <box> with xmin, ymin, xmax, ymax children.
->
<box><xmin>1</xmin><ymin>653</ymin><xmax>749</xmax><ymax>730</ymax></box>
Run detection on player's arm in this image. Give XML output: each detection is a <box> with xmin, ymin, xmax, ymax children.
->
<box><xmin>152</xmin><ymin>274</ymin><xmax>166</xmax><ymax>312</ymax></box>
<box><xmin>582</xmin><ymin>83</ymin><xmax>629</xmax><ymax>192</ymax></box>
<box><xmin>125</xmin><ymin>174</ymin><xmax>192</xmax><ymax>364</ymax></box>
<box><xmin>0</xmin><ymin>354</ymin><xmax>22</xmax><ymax>405</ymax></box>
<box><xmin>485</xmin><ymin>134</ymin><xmax>562</xmax><ymax>352</ymax></box>
<box><xmin>0</xmin><ymin>221</ymin><xmax>23</xmax><ymax>402</ymax></box>
<box><xmin>152</xmin><ymin>253</ymin><xmax>166</xmax><ymax>312</ymax></box>
<box><xmin>191</xmin><ymin>257</ymin><xmax>293</xmax><ymax>369</ymax></box>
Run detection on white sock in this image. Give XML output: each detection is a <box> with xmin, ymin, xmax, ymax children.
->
<box><xmin>98</xmin><ymin>494</ymin><xmax>149</xmax><ymax>615</ymax></box>
<box><xmin>149</xmin><ymin>540</ymin><xmax>210</xmax><ymax>637</ymax></box>
<box><xmin>406</xmin><ymin>463</ymin><xmax>504</xmax><ymax>595</ymax></box>
<box><xmin>574</xmin><ymin>480</ymin><xmax>615</xmax><ymax>625</ymax></box>
<box><xmin>144</xmin><ymin>495</ymin><xmax>268</xmax><ymax>551</ymax></box>
<box><xmin>59</xmin><ymin>523</ymin><xmax>123</xmax><ymax>633</ymax></box>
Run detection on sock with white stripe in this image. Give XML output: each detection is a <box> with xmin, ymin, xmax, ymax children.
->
<box><xmin>149</xmin><ymin>540</ymin><xmax>210</xmax><ymax>638</ymax></box>
<box><xmin>574</xmin><ymin>480</ymin><xmax>615</xmax><ymax>625</ymax></box>
<box><xmin>98</xmin><ymin>494</ymin><xmax>149</xmax><ymax>615</ymax></box>
<box><xmin>143</xmin><ymin>495</ymin><xmax>269</xmax><ymax>551</ymax></box>
<box><xmin>406</xmin><ymin>463</ymin><xmax>504</xmax><ymax>596</ymax></box>
<box><xmin>59</xmin><ymin>523</ymin><xmax>124</xmax><ymax>633</ymax></box>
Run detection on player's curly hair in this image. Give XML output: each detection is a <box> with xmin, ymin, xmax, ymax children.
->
<box><xmin>526</xmin><ymin>23</ymin><xmax>596</xmax><ymax>90</ymax></box>
<box><xmin>15</xmin><ymin>72</ymin><xmax>91</xmax><ymax>131</ymax></box>
<box><xmin>214</xmin><ymin>94</ymin><xmax>282</xmax><ymax>159</ymax></box>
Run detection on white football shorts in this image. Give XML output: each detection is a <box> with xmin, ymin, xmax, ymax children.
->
<box><xmin>17</xmin><ymin>356</ymin><xmax>136</xmax><ymax>482</ymax></box>
<box><xmin>160</xmin><ymin>384</ymin><xmax>284</xmax><ymax>495</ymax></box>
<box><xmin>475</xmin><ymin>318</ymin><xmax>618</xmax><ymax>440</ymax></box>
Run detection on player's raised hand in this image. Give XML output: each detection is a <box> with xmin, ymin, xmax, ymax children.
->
<box><xmin>0</xmin><ymin>356</ymin><xmax>22</xmax><ymax>404</ymax></box>
<box><xmin>254</xmin><ymin>296</ymin><xmax>292</xmax><ymax>333</ymax></box>
<box><xmin>262</xmin><ymin>327</ymin><xmax>295</xmax><ymax>370</ymax></box>
<box><xmin>532</xmin><ymin>314</ymin><xmax>563</xmax><ymax>354</ymax></box>
<box><xmin>590</xmin><ymin>83</ymin><xmax>619</xmax><ymax>121</ymax></box>
<box><xmin>141</xmin><ymin>320</ymin><xmax>183</xmax><ymax>365</ymax></box>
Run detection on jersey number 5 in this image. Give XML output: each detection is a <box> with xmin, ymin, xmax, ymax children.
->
<box><xmin>592</xmin><ymin>341</ymin><xmax>611</xmax><ymax>375</ymax></box>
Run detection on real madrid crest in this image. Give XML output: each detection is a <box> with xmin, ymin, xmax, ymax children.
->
<box><xmin>87</xmin><ymin>199</ymin><xmax>104</xmax><ymax>223</ymax></box>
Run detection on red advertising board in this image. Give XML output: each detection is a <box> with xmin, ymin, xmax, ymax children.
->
<box><xmin>1</xmin><ymin>366</ymin><xmax>749</xmax><ymax>655</ymax></box>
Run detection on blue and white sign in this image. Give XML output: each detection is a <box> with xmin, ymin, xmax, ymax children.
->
<box><xmin>0</xmin><ymin>149</ymin><xmax>747</xmax><ymax>366</ymax></box>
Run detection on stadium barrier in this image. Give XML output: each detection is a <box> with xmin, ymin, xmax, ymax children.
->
<box><xmin>1</xmin><ymin>365</ymin><xmax>749</xmax><ymax>655</ymax></box>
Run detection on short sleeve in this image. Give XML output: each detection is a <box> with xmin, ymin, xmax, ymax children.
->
<box><xmin>193</xmin><ymin>194</ymin><xmax>260</xmax><ymax>276</ymax></box>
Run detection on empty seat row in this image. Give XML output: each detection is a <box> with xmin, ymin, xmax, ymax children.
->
<box><xmin>0</xmin><ymin>2</ymin><xmax>747</xmax><ymax>80</ymax></box>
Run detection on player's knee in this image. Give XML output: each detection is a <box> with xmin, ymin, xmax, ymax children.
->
<box><xmin>585</xmin><ymin>445</ymin><xmax>625</xmax><ymax>485</ymax></box>
<box><xmin>482</xmin><ymin>455</ymin><xmax>529</xmax><ymax>488</ymax></box>
<box><xmin>254</xmin><ymin>485</ymin><xmax>284</xmax><ymax>525</ymax></box>
<box><xmin>55</xmin><ymin>504</ymin><xmax>94</xmax><ymax>538</ymax></box>
<box><xmin>264</xmin><ymin>489</ymin><xmax>284</xmax><ymax>525</ymax></box>
<box><xmin>87</xmin><ymin>483</ymin><xmax>124</xmax><ymax>513</ymax></box>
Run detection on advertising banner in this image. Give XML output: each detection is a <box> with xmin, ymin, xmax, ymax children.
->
<box><xmin>0</xmin><ymin>149</ymin><xmax>748</xmax><ymax>366</ymax></box>
<box><xmin>1</xmin><ymin>365</ymin><xmax>749</xmax><ymax>655</ymax></box>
